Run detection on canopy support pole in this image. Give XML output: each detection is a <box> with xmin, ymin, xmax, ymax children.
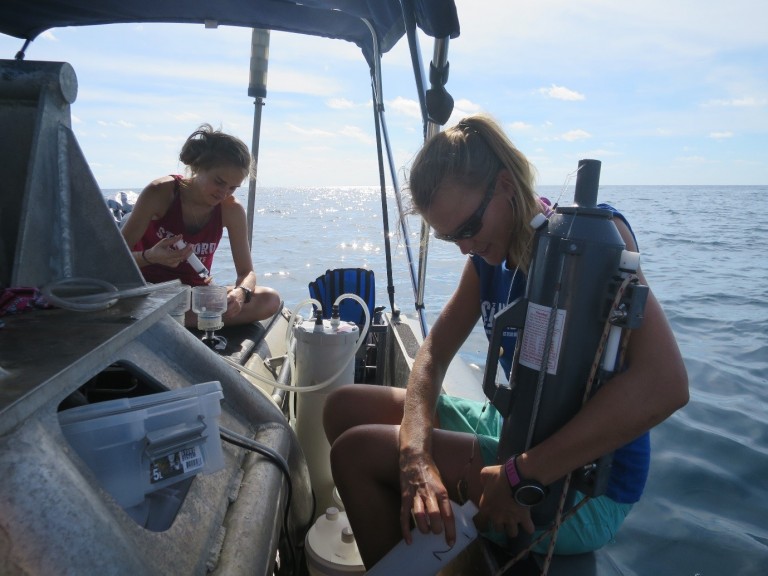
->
<box><xmin>362</xmin><ymin>19</ymin><xmax>402</xmax><ymax>322</ymax></box>
<box><xmin>246</xmin><ymin>29</ymin><xmax>270</xmax><ymax>250</ymax></box>
<box><xmin>401</xmin><ymin>5</ymin><xmax>454</xmax><ymax>337</ymax></box>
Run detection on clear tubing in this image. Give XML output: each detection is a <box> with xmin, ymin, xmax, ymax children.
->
<box><xmin>221</xmin><ymin>297</ymin><xmax>322</xmax><ymax>391</ymax></box>
<box><xmin>226</xmin><ymin>338</ymin><xmax>352</xmax><ymax>393</ymax></box>
<box><xmin>285</xmin><ymin>298</ymin><xmax>323</xmax><ymax>353</ymax></box>
<box><xmin>225</xmin><ymin>293</ymin><xmax>372</xmax><ymax>394</ymax></box>
<box><xmin>40</xmin><ymin>278</ymin><xmax>182</xmax><ymax>311</ymax></box>
<box><xmin>222</xmin><ymin>355</ymin><xmax>287</xmax><ymax>388</ymax></box>
<box><xmin>286</xmin><ymin>292</ymin><xmax>369</xmax><ymax>391</ymax></box>
<box><xmin>332</xmin><ymin>292</ymin><xmax>371</xmax><ymax>353</ymax></box>
<box><xmin>222</xmin><ymin>357</ymin><xmax>281</xmax><ymax>409</ymax></box>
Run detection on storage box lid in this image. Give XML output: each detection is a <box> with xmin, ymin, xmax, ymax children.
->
<box><xmin>58</xmin><ymin>381</ymin><xmax>223</xmax><ymax>424</ymax></box>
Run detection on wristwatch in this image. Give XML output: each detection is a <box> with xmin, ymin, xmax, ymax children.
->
<box><xmin>504</xmin><ymin>456</ymin><xmax>548</xmax><ymax>507</ymax></box>
<box><xmin>235</xmin><ymin>285</ymin><xmax>253</xmax><ymax>303</ymax></box>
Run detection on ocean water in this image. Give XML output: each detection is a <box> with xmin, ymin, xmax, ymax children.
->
<box><xmin>107</xmin><ymin>184</ymin><xmax>768</xmax><ymax>574</ymax></box>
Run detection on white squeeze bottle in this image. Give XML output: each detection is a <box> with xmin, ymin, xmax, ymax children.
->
<box><xmin>173</xmin><ymin>238</ymin><xmax>210</xmax><ymax>279</ymax></box>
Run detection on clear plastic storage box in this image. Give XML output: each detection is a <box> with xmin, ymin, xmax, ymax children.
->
<box><xmin>58</xmin><ymin>381</ymin><xmax>225</xmax><ymax>508</ymax></box>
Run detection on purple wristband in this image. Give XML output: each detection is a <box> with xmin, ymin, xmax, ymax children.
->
<box><xmin>504</xmin><ymin>456</ymin><xmax>520</xmax><ymax>488</ymax></box>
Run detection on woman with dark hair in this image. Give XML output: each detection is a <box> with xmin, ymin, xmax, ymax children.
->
<box><xmin>121</xmin><ymin>124</ymin><xmax>280</xmax><ymax>326</ymax></box>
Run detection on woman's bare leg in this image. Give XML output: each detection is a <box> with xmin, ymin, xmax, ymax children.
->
<box><xmin>330</xmin><ymin>423</ymin><xmax>403</xmax><ymax>567</ymax></box>
<box><xmin>228</xmin><ymin>286</ymin><xmax>281</xmax><ymax>324</ymax></box>
<box><xmin>323</xmin><ymin>384</ymin><xmax>406</xmax><ymax>445</ymax></box>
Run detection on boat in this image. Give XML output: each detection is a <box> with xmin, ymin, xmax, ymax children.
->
<box><xmin>106</xmin><ymin>190</ymin><xmax>139</xmax><ymax>223</ymax></box>
<box><xmin>0</xmin><ymin>2</ymin><xmax>649</xmax><ymax>575</ymax></box>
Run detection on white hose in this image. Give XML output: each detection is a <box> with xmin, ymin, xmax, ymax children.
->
<box><xmin>40</xmin><ymin>277</ymin><xmax>182</xmax><ymax>311</ymax></box>
<box><xmin>332</xmin><ymin>292</ymin><xmax>371</xmax><ymax>352</ymax></box>
<box><xmin>285</xmin><ymin>297</ymin><xmax>323</xmax><ymax>353</ymax></box>
<box><xmin>221</xmin><ymin>297</ymin><xmax>320</xmax><ymax>391</ymax></box>
<box><xmin>221</xmin><ymin>358</ymin><xmax>281</xmax><ymax>409</ymax></box>
<box><xmin>222</xmin><ymin>355</ymin><xmax>289</xmax><ymax>387</ymax></box>
<box><xmin>226</xmin><ymin>292</ymin><xmax>372</xmax><ymax>394</ymax></box>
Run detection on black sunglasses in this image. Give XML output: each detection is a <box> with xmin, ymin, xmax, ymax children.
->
<box><xmin>434</xmin><ymin>179</ymin><xmax>496</xmax><ymax>243</ymax></box>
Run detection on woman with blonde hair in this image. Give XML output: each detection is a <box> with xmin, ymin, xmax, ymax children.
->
<box><xmin>324</xmin><ymin>114</ymin><xmax>688</xmax><ymax>568</ymax></box>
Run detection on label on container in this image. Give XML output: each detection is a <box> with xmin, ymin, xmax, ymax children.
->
<box><xmin>150</xmin><ymin>445</ymin><xmax>205</xmax><ymax>484</ymax></box>
<box><xmin>518</xmin><ymin>302</ymin><xmax>565</xmax><ymax>375</ymax></box>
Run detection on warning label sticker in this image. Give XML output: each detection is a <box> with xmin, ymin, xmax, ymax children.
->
<box><xmin>518</xmin><ymin>302</ymin><xmax>566</xmax><ymax>375</ymax></box>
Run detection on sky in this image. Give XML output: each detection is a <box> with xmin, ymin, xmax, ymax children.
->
<box><xmin>1</xmin><ymin>0</ymin><xmax>766</xmax><ymax>188</ymax></box>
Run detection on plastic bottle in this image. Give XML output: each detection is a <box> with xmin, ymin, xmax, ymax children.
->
<box><xmin>170</xmin><ymin>285</ymin><xmax>191</xmax><ymax>325</ymax></box>
<box><xmin>304</xmin><ymin>507</ymin><xmax>365</xmax><ymax>576</ymax></box>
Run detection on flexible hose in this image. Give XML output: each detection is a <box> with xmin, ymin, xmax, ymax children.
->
<box><xmin>284</xmin><ymin>298</ymin><xmax>323</xmax><ymax>352</ymax></box>
<box><xmin>40</xmin><ymin>277</ymin><xmax>182</xmax><ymax>311</ymax></box>
<box><xmin>226</xmin><ymin>293</ymin><xmax>371</xmax><ymax>394</ymax></box>
<box><xmin>332</xmin><ymin>292</ymin><xmax>371</xmax><ymax>348</ymax></box>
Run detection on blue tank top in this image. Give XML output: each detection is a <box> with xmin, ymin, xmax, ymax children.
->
<box><xmin>471</xmin><ymin>203</ymin><xmax>649</xmax><ymax>503</ymax></box>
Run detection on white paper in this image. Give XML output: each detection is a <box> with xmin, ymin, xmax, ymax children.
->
<box><xmin>365</xmin><ymin>500</ymin><xmax>478</xmax><ymax>576</ymax></box>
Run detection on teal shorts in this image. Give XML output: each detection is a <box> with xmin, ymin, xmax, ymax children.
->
<box><xmin>435</xmin><ymin>394</ymin><xmax>633</xmax><ymax>555</ymax></box>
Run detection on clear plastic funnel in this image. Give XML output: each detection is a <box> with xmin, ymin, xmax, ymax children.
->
<box><xmin>191</xmin><ymin>285</ymin><xmax>227</xmax><ymax>332</ymax></box>
<box><xmin>170</xmin><ymin>285</ymin><xmax>191</xmax><ymax>325</ymax></box>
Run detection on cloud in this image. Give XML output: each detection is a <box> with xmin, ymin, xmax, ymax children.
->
<box><xmin>95</xmin><ymin>120</ymin><xmax>135</xmax><ymax>128</ymax></box>
<box><xmin>509</xmin><ymin>121</ymin><xmax>533</xmax><ymax>131</ymax></box>
<box><xmin>339</xmin><ymin>125</ymin><xmax>374</xmax><ymax>145</ymax></box>
<box><xmin>171</xmin><ymin>112</ymin><xmax>206</xmax><ymax>123</ymax></box>
<box><xmin>709</xmin><ymin>131</ymin><xmax>734</xmax><ymax>139</ymax></box>
<box><xmin>444</xmin><ymin>99</ymin><xmax>485</xmax><ymax>127</ymax></box>
<box><xmin>703</xmin><ymin>96</ymin><xmax>767</xmax><ymax>108</ymax></box>
<box><xmin>267</xmin><ymin>69</ymin><xmax>340</xmax><ymax>96</ymax></box>
<box><xmin>582</xmin><ymin>148</ymin><xmax>620</xmax><ymax>157</ymax></box>
<box><xmin>388</xmin><ymin>96</ymin><xmax>421</xmax><ymax>119</ymax></box>
<box><xmin>285</xmin><ymin>123</ymin><xmax>336</xmax><ymax>138</ymax></box>
<box><xmin>538</xmin><ymin>85</ymin><xmax>585</xmax><ymax>101</ymax></box>
<box><xmin>135</xmin><ymin>133</ymin><xmax>181</xmax><ymax>143</ymax></box>
<box><xmin>676</xmin><ymin>155</ymin><xmax>708</xmax><ymax>164</ymax></box>
<box><xmin>453</xmin><ymin>99</ymin><xmax>483</xmax><ymax>115</ymax></box>
<box><xmin>327</xmin><ymin>98</ymin><xmax>358</xmax><ymax>110</ymax></box>
<box><xmin>559</xmin><ymin>129</ymin><xmax>591</xmax><ymax>141</ymax></box>
<box><xmin>76</xmin><ymin>54</ymin><xmax>340</xmax><ymax>97</ymax></box>
<box><xmin>533</xmin><ymin>128</ymin><xmax>592</xmax><ymax>143</ymax></box>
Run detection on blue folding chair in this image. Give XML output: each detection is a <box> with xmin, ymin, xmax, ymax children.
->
<box><xmin>307</xmin><ymin>268</ymin><xmax>376</xmax><ymax>329</ymax></box>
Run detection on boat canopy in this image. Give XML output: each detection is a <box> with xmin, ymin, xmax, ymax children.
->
<box><xmin>0</xmin><ymin>0</ymin><xmax>459</xmax><ymax>67</ymax></box>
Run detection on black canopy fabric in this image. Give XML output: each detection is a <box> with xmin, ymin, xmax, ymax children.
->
<box><xmin>0</xmin><ymin>0</ymin><xmax>459</xmax><ymax>66</ymax></box>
